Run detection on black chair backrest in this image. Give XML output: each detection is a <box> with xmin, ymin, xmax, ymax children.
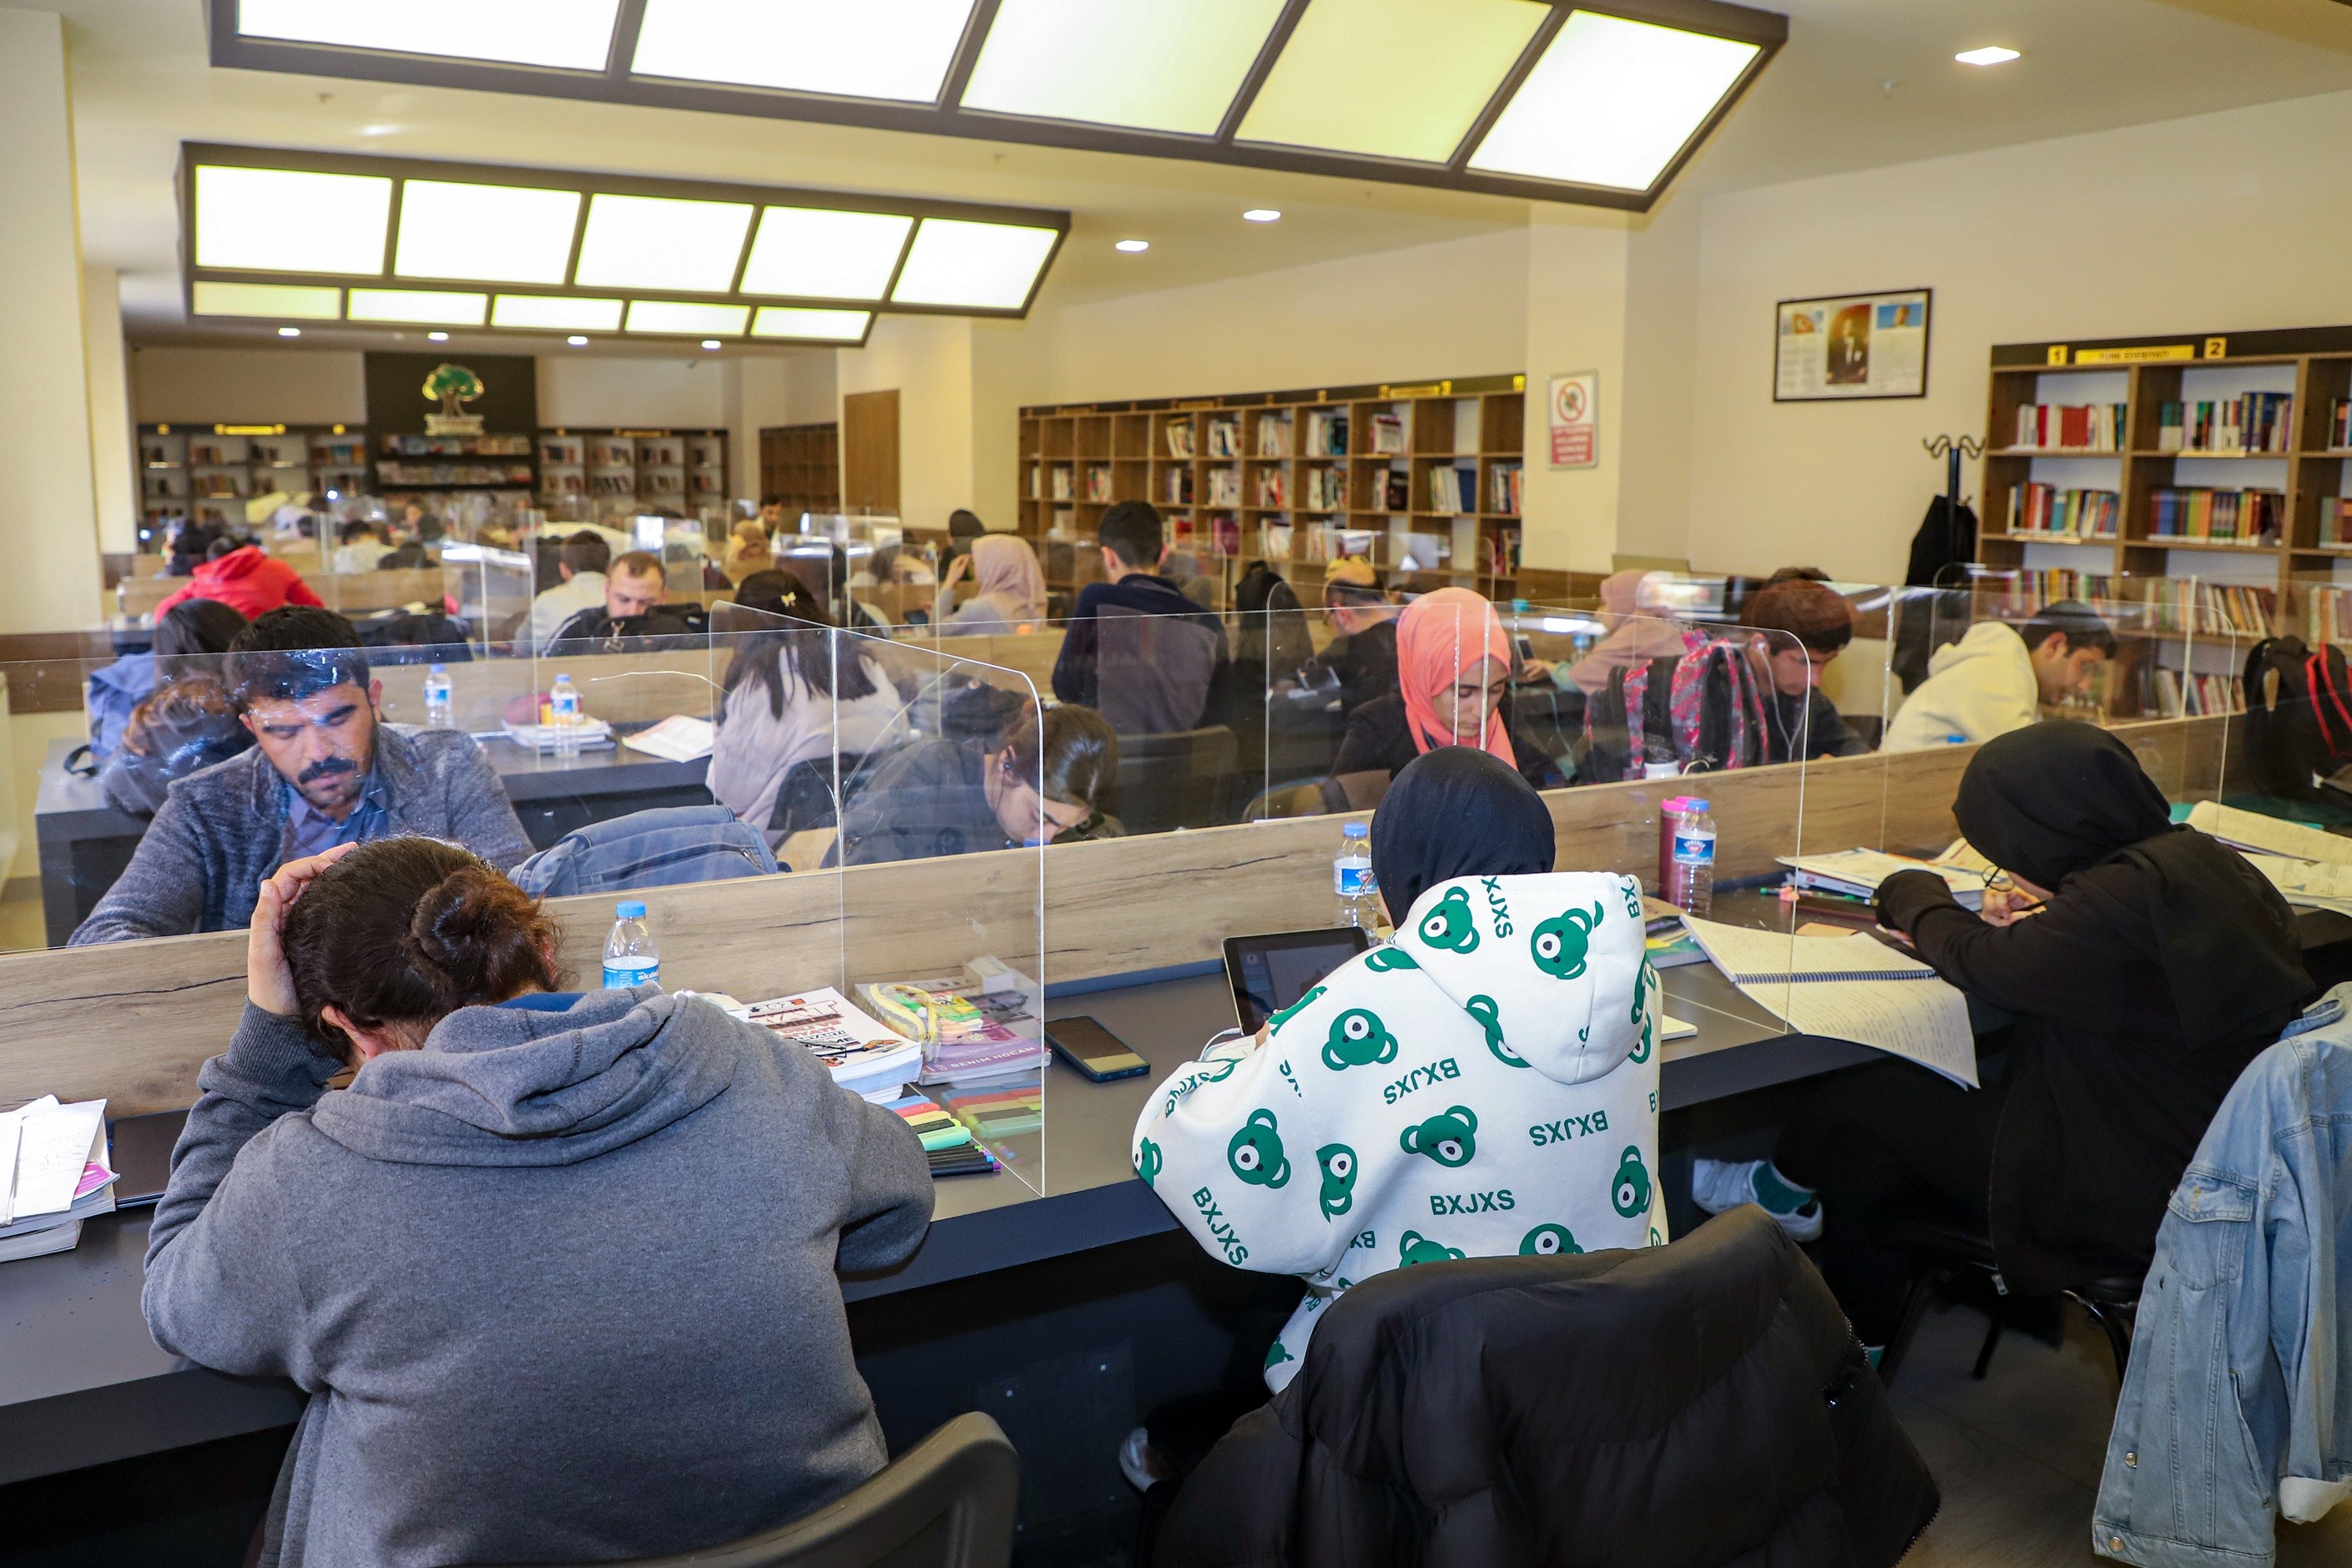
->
<box><xmin>767</xmin><ymin>752</ymin><xmax>873</xmax><ymax>837</ymax></box>
<box><xmin>1105</xmin><ymin>725</ymin><xmax>1239</xmax><ymax>833</ymax></box>
<box><xmin>467</xmin><ymin>1411</ymin><xmax>1017</xmax><ymax>1568</ymax></box>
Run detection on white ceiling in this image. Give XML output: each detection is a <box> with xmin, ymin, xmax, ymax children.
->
<box><xmin>21</xmin><ymin>0</ymin><xmax>2352</xmax><ymax>351</ymax></box>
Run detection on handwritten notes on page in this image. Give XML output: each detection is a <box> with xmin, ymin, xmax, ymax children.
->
<box><xmin>1682</xmin><ymin>917</ymin><xmax>1978</xmax><ymax>1087</ymax></box>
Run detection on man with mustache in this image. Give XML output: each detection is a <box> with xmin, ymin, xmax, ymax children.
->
<box><xmin>71</xmin><ymin>608</ymin><xmax>532</xmax><ymax>945</ymax></box>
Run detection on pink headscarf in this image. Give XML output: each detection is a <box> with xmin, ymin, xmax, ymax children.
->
<box><xmin>968</xmin><ymin>533</ymin><xmax>1046</xmax><ymax>623</ymax></box>
<box><xmin>1397</xmin><ymin>587</ymin><xmax>1517</xmax><ymax>770</ymax></box>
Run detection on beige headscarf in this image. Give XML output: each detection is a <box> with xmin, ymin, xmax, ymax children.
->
<box><xmin>1565</xmin><ymin>569</ymin><xmax>1693</xmax><ymax>694</ymax></box>
<box><xmin>723</xmin><ymin>520</ymin><xmax>772</xmax><ymax>587</ymax></box>
<box><xmin>968</xmin><ymin>533</ymin><xmax>1047</xmax><ymax>623</ymax></box>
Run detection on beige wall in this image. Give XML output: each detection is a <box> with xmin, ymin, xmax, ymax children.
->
<box><xmin>538</xmin><ymin>355</ymin><xmax>728</xmax><ymax>428</ymax></box>
<box><xmin>1520</xmin><ymin>211</ymin><xmax>1633</xmax><ymax>572</ymax></box>
<box><xmin>132</xmin><ymin>347</ymin><xmax>367</xmax><ymax>426</ymax></box>
<box><xmin>82</xmin><ymin>266</ymin><xmax>138</xmax><ymax>555</ymax></box>
<box><xmin>0</xmin><ymin>13</ymin><xmax>105</xmax><ymax>633</ymax></box>
<box><xmin>1683</xmin><ymin>86</ymin><xmax>2352</xmax><ymax>586</ymax></box>
<box><xmin>835</xmin><ymin>315</ymin><xmax>982</xmax><ymax>533</ymax></box>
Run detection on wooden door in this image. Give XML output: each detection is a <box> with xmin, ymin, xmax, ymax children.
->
<box><xmin>841</xmin><ymin>389</ymin><xmax>900</xmax><ymax>516</ymax></box>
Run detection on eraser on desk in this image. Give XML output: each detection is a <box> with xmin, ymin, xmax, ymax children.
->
<box><xmin>963</xmin><ymin>956</ymin><xmax>1022</xmax><ymax>996</ymax></box>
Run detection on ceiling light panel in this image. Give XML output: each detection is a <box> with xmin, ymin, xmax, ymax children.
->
<box><xmin>626</xmin><ymin>300</ymin><xmax>753</xmax><ymax>335</ymax></box>
<box><xmin>890</xmin><ymin>219</ymin><xmax>1058</xmax><ymax>309</ymax></box>
<box><xmin>191</xmin><ymin>281</ymin><xmax>342</xmax><ymax>319</ymax></box>
<box><xmin>492</xmin><ymin>295</ymin><xmax>625</xmax><ymax>330</ymax></box>
<box><xmin>961</xmin><ymin>0</ymin><xmax>1285</xmax><ymax>135</ymax></box>
<box><xmin>395</xmin><ymin>180</ymin><xmax>582</xmax><ymax>284</ymax></box>
<box><xmin>574</xmin><ymin>193</ymin><xmax>754</xmax><ymax>292</ymax></box>
<box><xmin>1470</xmin><ymin>11</ymin><xmax>1759</xmax><ymax>191</ymax></box>
<box><xmin>347</xmin><ymin>288</ymin><xmax>490</xmax><ymax>325</ymax></box>
<box><xmin>739</xmin><ymin>207</ymin><xmax>912</xmax><ymax>300</ymax></box>
<box><xmin>193</xmin><ymin>165</ymin><xmax>392</xmax><ymax>275</ymax></box>
<box><xmin>1239</xmin><ymin>0</ymin><xmax>1546</xmax><ymax>163</ymax></box>
<box><xmin>631</xmin><ymin>0</ymin><xmax>976</xmax><ymax>102</ymax></box>
<box><xmin>235</xmin><ymin>0</ymin><xmax>623</xmax><ymax>71</ymax></box>
<box><xmin>753</xmin><ymin>307</ymin><xmax>872</xmax><ymax>341</ymax></box>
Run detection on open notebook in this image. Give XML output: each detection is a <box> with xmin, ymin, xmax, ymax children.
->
<box><xmin>1681</xmin><ymin>916</ymin><xmax>1979</xmax><ymax>1088</ymax></box>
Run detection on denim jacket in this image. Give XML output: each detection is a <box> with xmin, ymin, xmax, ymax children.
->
<box><xmin>2093</xmin><ymin>986</ymin><xmax>2352</xmax><ymax>1566</ymax></box>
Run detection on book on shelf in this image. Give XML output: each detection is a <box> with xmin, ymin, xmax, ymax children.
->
<box><xmin>1214</xmin><ymin>516</ymin><xmax>1242</xmax><ymax>556</ymax></box>
<box><xmin>1426</xmin><ymin>466</ymin><xmax>1476</xmax><ymax>514</ymax></box>
<box><xmin>1164</xmin><ymin>467</ymin><xmax>1193</xmax><ymax>504</ymax></box>
<box><xmin>1487</xmin><ymin>462</ymin><xmax>1522</xmax><ymax>515</ymax></box>
<box><xmin>1380</xmin><ymin>470</ymin><xmax>1411</xmax><ymax>511</ymax></box>
<box><xmin>1254</xmin><ymin>469</ymin><xmax>1287</xmax><ymax>507</ymax></box>
<box><xmin>1085</xmin><ymin>466</ymin><xmax>1112</xmax><ymax>502</ymax></box>
<box><xmin>1254</xmin><ymin>417</ymin><xmax>1291</xmax><ymax>459</ymax></box>
<box><xmin>1164</xmin><ymin>421</ymin><xmax>1195</xmax><ymax>459</ymax></box>
<box><xmin>2326</xmin><ymin>499</ymin><xmax>2352</xmax><ymax>547</ymax></box>
<box><xmin>2009</xmin><ymin>482</ymin><xmax>2118</xmax><ymax>539</ymax></box>
<box><xmin>1207</xmin><ymin>467</ymin><xmax>1242</xmax><ymax>507</ymax></box>
<box><xmin>2160</xmin><ymin>394</ymin><xmax>2293</xmax><ymax>454</ymax></box>
<box><xmin>2306</xmin><ymin>584</ymin><xmax>2352</xmax><ymax>644</ymax></box>
<box><xmin>2148</xmin><ymin>668</ymin><xmax>2245</xmax><ymax>719</ymax></box>
<box><xmin>1305</xmin><ymin>411</ymin><xmax>1349</xmax><ymax>456</ymax></box>
<box><xmin>1049</xmin><ymin>466</ymin><xmax>1072</xmax><ymax>502</ymax></box>
<box><xmin>2013</xmin><ymin>401</ymin><xmax>2126</xmax><ymax>451</ymax></box>
<box><xmin>2138</xmin><ymin>580</ymin><xmax>2274</xmax><ymax>636</ymax></box>
<box><xmin>2331</xmin><ymin>400</ymin><xmax>2352</xmax><ymax>450</ymax></box>
<box><xmin>1305</xmin><ymin>467</ymin><xmax>1347</xmax><ymax>509</ymax></box>
<box><xmin>1261</xmin><ymin>522</ymin><xmax>1294</xmax><ymax>558</ymax></box>
<box><xmin>1369</xmin><ymin>411</ymin><xmax>1406</xmax><ymax>454</ymax></box>
<box><xmin>2148</xmin><ymin>487</ymin><xmax>2280</xmax><ymax>543</ymax></box>
<box><xmin>1206</xmin><ymin>418</ymin><xmax>1240</xmax><ymax>459</ymax></box>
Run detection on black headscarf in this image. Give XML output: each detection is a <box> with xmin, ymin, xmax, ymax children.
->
<box><xmin>1956</xmin><ymin>720</ymin><xmax>2309</xmax><ymax>1047</ymax></box>
<box><xmin>1371</xmin><ymin>747</ymin><xmax>1555</xmax><ymax>922</ymax></box>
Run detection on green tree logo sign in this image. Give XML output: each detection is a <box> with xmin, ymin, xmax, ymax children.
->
<box><xmin>423</xmin><ymin>362</ymin><xmax>484</xmax><ymax>419</ymax></box>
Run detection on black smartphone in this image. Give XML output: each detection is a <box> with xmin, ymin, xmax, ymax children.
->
<box><xmin>1045</xmin><ymin>1016</ymin><xmax>1150</xmax><ymax>1081</ymax></box>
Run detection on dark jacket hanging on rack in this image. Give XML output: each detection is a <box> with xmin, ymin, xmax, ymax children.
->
<box><xmin>1892</xmin><ymin>493</ymin><xmax>1981</xmax><ymax>693</ymax></box>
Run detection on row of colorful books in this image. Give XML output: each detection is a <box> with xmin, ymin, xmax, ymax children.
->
<box><xmin>2008</xmin><ymin>482</ymin><xmax>2119</xmax><ymax>539</ymax></box>
<box><xmin>2011</xmin><ymin>401</ymin><xmax>2126</xmax><ymax>451</ymax></box>
<box><xmin>2147</xmin><ymin>668</ymin><xmax>2245</xmax><ymax>718</ymax></box>
<box><xmin>2148</xmin><ymin>487</ymin><xmax>2281</xmax><ymax>542</ymax></box>
<box><xmin>2159</xmin><ymin>395</ymin><xmax>2293</xmax><ymax>454</ymax></box>
<box><xmin>1426</xmin><ymin>466</ymin><xmax>1477</xmax><ymax>514</ymax></box>
<box><xmin>2136</xmin><ymin>580</ymin><xmax>2275</xmax><ymax>637</ymax></box>
<box><xmin>1488</xmin><ymin>462</ymin><xmax>1522</xmax><ymax>516</ymax></box>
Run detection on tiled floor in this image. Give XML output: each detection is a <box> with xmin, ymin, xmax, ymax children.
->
<box><xmin>1893</xmin><ymin>1298</ymin><xmax>2352</xmax><ymax>1566</ymax></box>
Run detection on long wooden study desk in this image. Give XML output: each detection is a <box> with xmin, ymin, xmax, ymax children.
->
<box><xmin>0</xmin><ymin>713</ymin><xmax>2236</xmax><ymax>1486</ymax></box>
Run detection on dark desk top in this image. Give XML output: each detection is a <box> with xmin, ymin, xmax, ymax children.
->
<box><xmin>0</xmin><ymin>961</ymin><xmax>1854</xmax><ymax>1486</ymax></box>
<box><xmin>34</xmin><ymin>734</ymin><xmax>709</xmax><ymax>839</ymax></box>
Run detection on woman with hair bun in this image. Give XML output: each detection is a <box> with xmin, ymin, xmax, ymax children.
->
<box><xmin>142</xmin><ymin>837</ymin><xmax>932</xmax><ymax>1568</ymax></box>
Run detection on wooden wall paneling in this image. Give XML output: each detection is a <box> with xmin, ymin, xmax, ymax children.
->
<box><xmin>842</xmin><ymin>391</ymin><xmax>901</xmax><ymax>517</ymax></box>
<box><xmin>0</xmin><ymin>715</ymin><xmax>2223</xmax><ymax>1117</ymax></box>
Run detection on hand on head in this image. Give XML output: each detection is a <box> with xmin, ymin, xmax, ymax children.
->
<box><xmin>248</xmin><ymin>842</ymin><xmax>360</xmax><ymax>1016</ymax></box>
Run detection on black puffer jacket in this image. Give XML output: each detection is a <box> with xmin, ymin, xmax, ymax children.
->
<box><xmin>1152</xmin><ymin>1208</ymin><xmax>1938</xmax><ymax>1568</ymax></box>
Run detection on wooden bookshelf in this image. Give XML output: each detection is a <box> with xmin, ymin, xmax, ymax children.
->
<box><xmin>760</xmin><ymin>421</ymin><xmax>840</xmax><ymax>516</ymax></box>
<box><xmin>1017</xmin><ymin>374</ymin><xmax>1544</xmax><ymax>607</ymax></box>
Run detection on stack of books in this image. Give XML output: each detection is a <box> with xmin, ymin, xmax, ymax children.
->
<box><xmin>1369</xmin><ymin>411</ymin><xmax>1406</xmax><ymax>454</ymax></box>
<box><xmin>1163</xmin><ymin>422</ymin><xmax>1195</xmax><ymax>459</ymax></box>
<box><xmin>1254</xmin><ymin>469</ymin><xmax>1286</xmax><ymax>508</ymax></box>
<box><xmin>2160</xmin><ymin>395</ymin><xmax>2294</xmax><ymax>453</ymax></box>
<box><xmin>734</xmin><ymin>988</ymin><xmax>924</xmax><ymax>1103</ymax></box>
<box><xmin>1305</xmin><ymin>411</ymin><xmax>1349</xmax><ymax>456</ymax></box>
<box><xmin>1426</xmin><ymin>467</ymin><xmax>1477</xmax><ymax>514</ymax></box>
<box><xmin>1253</xmin><ymin>417</ymin><xmax>1290</xmax><ymax>459</ymax></box>
<box><xmin>2008</xmin><ymin>482</ymin><xmax>2119</xmax><ymax>539</ymax></box>
<box><xmin>1487</xmin><ymin>461</ymin><xmax>1522</xmax><ymax>515</ymax></box>
<box><xmin>859</xmin><ymin>969</ymin><xmax>1049</xmax><ymax>1085</ymax></box>
<box><xmin>1303</xmin><ymin>467</ymin><xmax>1346</xmax><ymax>510</ymax></box>
<box><xmin>2</xmin><ymin>1097</ymin><xmax>117</xmax><ymax>1263</ymax></box>
<box><xmin>2012</xmin><ymin>401</ymin><xmax>2127</xmax><ymax>451</ymax></box>
<box><xmin>1205</xmin><ymin>420</ymin><xmax>1240</xmax><ymax>459</ymax></box>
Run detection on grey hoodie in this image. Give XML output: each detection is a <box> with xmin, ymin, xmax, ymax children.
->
<box><xmin>144</xmin><ymin>988</ymin><xmax>932</xmax><ymax>1568</ymax></box>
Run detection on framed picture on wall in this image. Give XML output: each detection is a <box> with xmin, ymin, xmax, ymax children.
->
<box><xmin>1774</xmin><ymin>288</ymin><xmax>1931</xmax><ymax>401</ymax></box>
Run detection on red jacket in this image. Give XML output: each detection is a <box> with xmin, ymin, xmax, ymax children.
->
<box><xmin>154</xmin><ymin>547</ymin><xmax>326</xmax><ymax>622</ymax></box>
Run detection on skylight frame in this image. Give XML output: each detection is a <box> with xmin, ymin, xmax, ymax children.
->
<box><xmin>211</xmin><ymin>0</ymin><xmax>1787</xmax><ymax>212</ymax></box>
<box><xmin>175</xmin><ymin>141</ymin><xmax>1064</xmax><ymax>341</ymax></box>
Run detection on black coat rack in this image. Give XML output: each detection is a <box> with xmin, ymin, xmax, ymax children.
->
<box><xmin>1921</xmin><ymin>433</ymin><xmax>1985</xmax><ymax>520</ymax></box>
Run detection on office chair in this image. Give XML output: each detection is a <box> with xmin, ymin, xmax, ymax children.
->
<box><xmin>767</xmin><ymin>752</ymin><xmax>879</xmax><ymax>840</ymax></box>
<box><xmin>1104</xmin><ymin>724</ymin><xmax>1238</xmax><ymax>833</ymax></box>
<box><xmin>1875</xmin><ymin>1213</ymin><xmax>2143</xmax><ymax>1387</ymax></box>
<box><xmin>1241</xmin><ymin>778</ymin><xmax>1329</xmax><ymax>821</ymax></box>
<box><xmin>469</xmin><ymin>1411</ymin><xmax>1018</xmax><ymax>1568</ymax></box>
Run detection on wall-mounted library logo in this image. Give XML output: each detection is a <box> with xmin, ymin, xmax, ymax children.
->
<box><xmin>422</xmin><ymin>362</ymin><xmax>487</xmax><ymax>436</ymax></box>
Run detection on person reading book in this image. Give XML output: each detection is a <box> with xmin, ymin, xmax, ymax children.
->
<box><xmin>1742</xmin><ymin>577</ymin><xmax>1870</xmax><ymax>762</ymax></box>
<box><xmin>1121</xmin><ymin>747</ymin><xmax>1662</xmax><ymax>1487</ymax></box>
<box><xmin>142</xmin><ymin>836</ymin><xmax>932</xmax><ymax>1568</ymax></box>
<box><xmin>1882</xmin><ymin>599</ymin><xmax>2116</xmax><ymax>751</ymax></box>
<box><xmin>1695</xmin><ymin>721</ymin><xmax>2309</xmax><ymax>1344</ymax></box>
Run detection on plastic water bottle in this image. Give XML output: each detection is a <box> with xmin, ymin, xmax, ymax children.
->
<box><xmin>1664</xmin><ymin>798</ymin><xmax>1716</xmax><ymax>919</ymax></box>
<box><xmin>548</xmin><ymin>673</ymin><xmax>582</xmax><ymax>757</ymax></box>
<box><xmin>603</xmin><ymin>900</ymin><xmax>659</xmax><ymax>991</ymax></box>
<box><xmin>1334</xmin><ymin>821</ymin><xmax>1380</xmax><ymax>930</ymax></box>
<box><xmin>421</xmin><ymin>663</ymin><xmax>453</xmax><ymax>729</ymax></box>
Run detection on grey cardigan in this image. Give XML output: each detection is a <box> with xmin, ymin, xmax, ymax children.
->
<box><xmin>143</xmin><ymin>990</ymin><xmax>933</xmax><ymax>1568</ymax></box>
<box><xmin>71</xmin><ymin>725</ymin><xmax>533</xmax><ymax>945</ymax></box>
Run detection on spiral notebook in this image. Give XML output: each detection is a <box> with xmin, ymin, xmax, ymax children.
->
<box><xmin>1681</xmin><ymin>917</ymin><xmax>1977</xmax><ymax>1088</ymax></box>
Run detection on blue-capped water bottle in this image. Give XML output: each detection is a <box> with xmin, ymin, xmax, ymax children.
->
<box><xmin>603</xmin><ymin>900</ymin><xmax>660</xmax><ymax>990</ymax></box>
<box><xmin>422</xmin><ymin>663</ymin><xmax>453</xmax><ymax>729</ymax></box>
<box><xmin>1334</xmin><ymin>821</ymin><xmax>1380</xmax><ymax>930</ymax></box>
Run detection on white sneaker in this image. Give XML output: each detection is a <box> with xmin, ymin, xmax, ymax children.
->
<box><xmin>1118</xmin><ymin>1426</ymin><xmax>1175</xmax><ymax>1492</ymax></box>
<box><xmin>1692</xmin><ymin>1157</ymin><xmax>1825</xmax><ymax>1242</ymax></box>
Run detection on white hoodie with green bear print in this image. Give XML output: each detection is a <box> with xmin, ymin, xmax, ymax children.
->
<box><xmin>1133</xmin><ymin>870</ymin><xmax>1665</xmax><ymax>1392</ymax></box>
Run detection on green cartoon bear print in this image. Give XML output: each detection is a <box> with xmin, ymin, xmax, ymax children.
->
<box><xmin>1465</xmin><ymin>993</ymin><xmax>1528</xmax><ymax>1068</ymax></box>
<box><xmin>1399</xmin><ymin>1106</ymin><xmax>1478</xmax><ymax>1167</ymax></box>
<box><xmin>1611</xmin><ymin>1145</ymin><xmax>1652</xmax><ymax>1218</ymax></box>
<box><xmin>1520</xmin><ymin>1223</ymin><xmax>1582</xmax><ymax>1256</ymax></box>
<box><xmin>1267</xmin><ymin>984</ymin><xmax>1326</xmax><ymax>1036</ymax></box>
<box><xmin>1320</xmin><ymin>1006</ymin><xmax>1399</xmax><ymax>1071</ymax></box>
<box><xmin>1365</xmin><ymin>946</ymin><xmax>1419</xmax><ymax>972</ymax></box>
<box><xmin>1417</xmin><ymin>885</ymin><xmax>1481</xmax><ymax>953</ymax></box>
<box><xmin>1228</xmin><ymin>1109</ymin><xmax>1291</xmax><ymax>1187</ymax></box>
<box><xmin>1135</xmin><ymin>1137</ymin><xmax>1163</xmax><ymax>1187</ymax></box>
<box><xmin>1264</xmin><ymin>1340</ymin><xmax>1295</xmax><ymax>1370</ymax></box>
<box><xmin>1315</xmin><ymin>1143</ymin><xmax>1359</xmax><ymax>1218</ymax></box>
<box><xmin>1531</xmin><ymin>899</ymin><xmax>1608</xmax><ymax>980</ymax></box>
<box><xmin>1399</xmin><ymin>1230</ymin><xmax>1466</xmax><ymax>1268</ymax></box>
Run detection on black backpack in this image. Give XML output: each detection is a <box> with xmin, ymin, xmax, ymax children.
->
<box><xmin>2242</xmin><ymin>635</ymin><xmax>2352</xmax><ymax>801</ymax></box>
